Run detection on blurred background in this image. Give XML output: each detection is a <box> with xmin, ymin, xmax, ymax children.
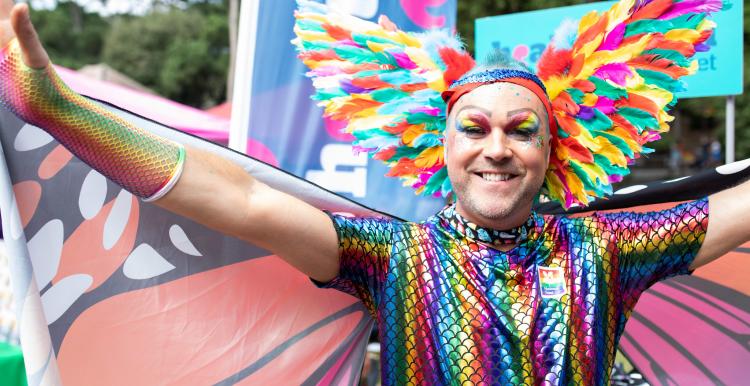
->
<box><xmin>24</xmin><ymin>0</ymin><xmax>749</xmax><ymax>182</ymax></box>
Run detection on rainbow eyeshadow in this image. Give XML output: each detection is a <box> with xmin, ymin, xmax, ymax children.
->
<box><xmin>456</xmin><ymin>112</ymin><xmax>490</xmax><ymax>133</ymax></box>
<box><xmin>507</xmin><ymin>110</ymin><xmax>540</xmax><ymax>135</ymax></box>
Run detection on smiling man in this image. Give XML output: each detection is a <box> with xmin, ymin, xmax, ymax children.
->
<box><xmin>445</xmin><ymin>82</ymin><xmax>551</xmax><ymax>232</ymax></box>
<box><xmin>1</xmin><ymin>0</ymin><xmax>748</xmax><ymax>385</ymax></box>
<box><xmin>309</xmin><ymin>58</ymin><xmax>733</xmax><ymax>384</ymax></box>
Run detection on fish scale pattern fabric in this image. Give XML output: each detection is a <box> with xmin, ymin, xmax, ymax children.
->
<box><xmin>0</xmin><ymin>40</ymin><xmax>184</xmax><ymax>200</ymax></box>
<box><xmin>322</xmin><ymin>198</ymin><xmax>708</xmax><ymax>385</ymax></box>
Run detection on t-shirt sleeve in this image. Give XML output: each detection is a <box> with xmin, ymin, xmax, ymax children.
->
<box><xmin>600</xmin><ymin>197</ymin><xmax>709</xmax><ymax>302</ymax></box>
<box><xmin>317</xmin><ymin>212</ymin><xmax>395</xmax><ymax>315</ymax></box>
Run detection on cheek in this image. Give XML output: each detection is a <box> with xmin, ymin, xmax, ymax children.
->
<box><xmin>444</xmin><ymin>133</ymin><xmax>475</xmax><ymax>175</ymax></box>
<box><xmin>530</xmin><ymin>151</ymin><xmax>550</xmax><ymax>177</ymax></box>
<box><xmin>515</xmin><ymin>145</ymin><xmax>549</xmax><ymax>172</ymax></box>
<box><xmin>443</xmin><ymin>132</ymin><xmax>455</xmax><ymax>157</ymax></box>
<box><xmin>449</xmin><ymin>134</ymin><xmax>476</xmax><ymax>154</ymax></box>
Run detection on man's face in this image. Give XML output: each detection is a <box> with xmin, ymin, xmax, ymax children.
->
<box><xmin>444</xmin><ymin>82</ymin><xmax>551</xmax><ymax>229</ymax></box>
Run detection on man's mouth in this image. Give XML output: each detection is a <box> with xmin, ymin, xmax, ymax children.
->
<box><xmin>478</xmin><ymin>172</ymin><xmax>517</xmax><ymax>182</ymax></box>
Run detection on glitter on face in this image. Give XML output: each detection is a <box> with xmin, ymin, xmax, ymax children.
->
<box><xmin>506</xmin><ymin>110</ymin><xmax>541</xmax><ymax>148</ymax></box>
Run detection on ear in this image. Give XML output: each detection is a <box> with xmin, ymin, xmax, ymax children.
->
<box><xmin>544</xmin><ymin>137</ymin><xmax>552</xmax><ymax>164</ymax></box>
<box><xmin>544</xmin><ymin>117</ymin><xmax>555</xmax><ymax>162</ymax></box>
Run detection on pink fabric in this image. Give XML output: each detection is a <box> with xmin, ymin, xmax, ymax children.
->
<box><xmin>55</xmin><ymin>66</ymin><xmax>230</xmax><ymax>142</ymax></box>
<box><xmin>399</xmin><ymin>0</ymin><xmax>448</xmax><ymax>29</ymax></box>
<box><xmin>56</xmin><ymin>66</ymin><xmax>280</xmax><ymax>167</ymax></box>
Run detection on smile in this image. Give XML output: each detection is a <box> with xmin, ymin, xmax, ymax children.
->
<box><xmin>479</xmin><ymin>172</ymin><xmax>517</xmax><ymax>182</ymax></box>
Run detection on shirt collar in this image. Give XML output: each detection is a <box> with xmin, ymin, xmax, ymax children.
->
<box><xmin>436</xmin><ymin>204</ymin><xmax>539</xmax><ymax>248</ymax></box>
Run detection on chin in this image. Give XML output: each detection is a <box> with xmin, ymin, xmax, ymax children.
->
<box><xmin>476</xmin><ymin>203</ymin><xmax>517</xmax><ymax>221</ymax></box>
<box><xmin>459</xmin><ymin>190</ymin><xmax>536</xmax><ymax>226</ymax></box>
<box><xmin>463</xmin><ymin>197</ymin><xmax>517</xmax><ymax>222</ymax></box>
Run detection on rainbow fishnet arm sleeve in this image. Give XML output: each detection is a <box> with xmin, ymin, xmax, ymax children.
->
<box><xmin>601</xmin><ymin>198</ymin><xmax>709</xmax><ymax>306</ymax></box>
<box><xmin>0</xmin><ymin>40</ymin><xmax>184</xmax><ymax>201</ymax></box>
<box><xmin>319</xmin><ymin>213</ymin><xmax>395</xmax><ymax>316</ymax></box>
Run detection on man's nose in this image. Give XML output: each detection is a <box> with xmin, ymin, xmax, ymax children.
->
<box><xmin>483</xmin><ymin>131</ymin><xmax>512</xmax><ymax>161</ymax></box>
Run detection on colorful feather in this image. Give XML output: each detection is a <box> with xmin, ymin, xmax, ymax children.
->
<box><xmin>294</xmin><ymin>0</ymin><xmax>723</xmax><ymax>209</ymax></box>
<box><xmin>292</xmin><ymin>0</ymin><xmax>472</xmax><ymax>196</ymax></box>
<box><xmin>537</xmin><ymin>0</ymin><xmax>725</xmax><ymax>207</ymax></box>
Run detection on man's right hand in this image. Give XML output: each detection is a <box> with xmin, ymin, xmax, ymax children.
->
<box><xmin>1</xmin><ymin>0</ymin><xmax>50</xmax><ymax>68</ymax></box>
<box><xmin>0</xmin><ymin>0</ymin><xmax>342</xmax><ymax>284</ymax></box>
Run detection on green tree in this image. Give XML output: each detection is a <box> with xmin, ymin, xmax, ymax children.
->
<box><xmin>30</xmin><ymin>1</ymin><xmax>109</xmax><ymax>69</ymax></box>
<box><xmin>102</xmin><ymin>1</ymin><xmax>229</xmax><ymax>107</ymax></box>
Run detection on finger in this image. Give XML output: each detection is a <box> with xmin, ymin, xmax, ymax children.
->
<box><xmin>10</xmin><ymin>3</ymin><xmax>48</xmax><ymax>68</ymax></box>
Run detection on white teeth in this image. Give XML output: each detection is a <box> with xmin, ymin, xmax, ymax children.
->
<box><xmin>481</xmin><ymin>173</ymin><xmax>512</xmax><ymax>182</ymax></box>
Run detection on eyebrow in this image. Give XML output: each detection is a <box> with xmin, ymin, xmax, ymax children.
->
<box><xmin>506</xmin><ymin>108</ymin><xmax>545</xmax><ymax>130</ymax></box>
<box><xmin>506</xmin><ymin>109</ymin><xmax>536</xmax><ymax>128</ymax></box>
<box><xmin>452</xmin><ymin>105</ymin><xmax>492</xmax><ymax>128</ymax></box>
<box><xmin>454</xmin><ymin>105</ymin><xmax>493</xmax><ymax>118</ymax></box>
<box><xmin>507</xmin><ymin>108</ymin><xmax>539</xmax><ymax>119</ymax></box>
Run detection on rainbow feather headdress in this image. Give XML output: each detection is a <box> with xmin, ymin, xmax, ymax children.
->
<box><xmin>292</xmin><ymin>0</ymin><xmax>724</xmax><ymax>208</ymax></box>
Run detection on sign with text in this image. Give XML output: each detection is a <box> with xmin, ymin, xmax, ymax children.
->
<box><xmin>242</xmin><ymin>0</ymin><xmax>456</xmax><ymax>221</ymax></box>
<box><xmin>475</xmin><ymin>1</ymin><xmax>743</xmax><ymax>98</ymax></box>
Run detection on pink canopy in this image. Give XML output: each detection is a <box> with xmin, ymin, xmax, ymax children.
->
<box><xmin>56</xmin><ymin>66</ymin><xmax>230</xmax><ymax>142</ymax></box>
<box><xmin>56</xmin><ymin>66</ymin><xmax>278</xmax><ymax>166</ymax></box>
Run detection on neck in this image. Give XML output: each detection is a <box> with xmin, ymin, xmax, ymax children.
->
<box><xmin>454</xmin><ymin>202</ymin><xmax>532</xmax><ymax>231</ymax></box>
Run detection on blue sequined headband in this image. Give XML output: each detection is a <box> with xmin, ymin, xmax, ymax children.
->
<box><xmin>449</xmin><ymin>69</ymin><xmax>548</xmax><ymax>95</ymax></box>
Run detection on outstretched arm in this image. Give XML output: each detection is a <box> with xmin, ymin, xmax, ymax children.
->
<box><xmin>691</xmin><ymin>178</ymin><xmax>750</xmax><ymax>270</ymax></box>
<box><xmin>1</xmin><ymin>2</ymin><xmax>340</xmax><ymax>282</ymax></box>
<box><xmin>158</xmin><ymin>149</ymin><xmax>341</xmax><ymax>282</ymax></box>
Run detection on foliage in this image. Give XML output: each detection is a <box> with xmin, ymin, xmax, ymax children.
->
<box><xmin>457</xmin><ymin>0</ymin><xmax>749</xmax><ymax>161</ymax></box>
<box><xmin>30</xmin><ymin>0</ymin><xmax>229</xmax><ymax>108</ymax></box>
<box><xmin>26</xmin><ymin>0</ymin><xmax>748</xmax><ymax>154</ymax></box>
<box><xmin>103</xmin><ymin>1</ymin><xmax>229</xmax><ymax>107</ymax></box>
<box><xmin>29</xmin><ymin>1</ymin><xmax>109</xmax><ymax>69</ymax></box>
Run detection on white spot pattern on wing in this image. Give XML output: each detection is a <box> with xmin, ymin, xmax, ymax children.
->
<box><xmin>716</xmin><ymin>159</ymin><xmax>750</xmax><ymax>175</ymax></box>
<box><xmin>123</xmin><ymin>244</ymin><xmax>176</xmax><ymax>280</ymax></box>
<box><xmin>79</xmin><ymin>170</ymin><xmax>107</xmax><ymax>220</ymax></box>
<box><xmin>14</xmin><ymin>124</ymin><xmax>54</xmax><ymax>152</ymax></box>
<box><xmin>103</xmin><ymin>190</ymin><xmax>132</xmax><ymax>250</ymax></box>
<box><xmin>40</xmin><ymin>274</ymin><xmax>93</xmax><ymax>324</ymax></box>
<box><xmin>28</xmin><ymin>219</ymin><xmax>64</xmax><ymax>289</ymax></box>
<box><xmin>169</xmin><ymin>224</ymin><xmax>202</xmax><ymax>256</ymax></box>
<box><xmin>614</xmin><ymin>185</ymin><xmax>647</xmax><ymax>195</ymax></box>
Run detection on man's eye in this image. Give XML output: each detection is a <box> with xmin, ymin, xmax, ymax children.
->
<box><xmin>460</xmin><ymin>126</ymin><xmax>485</xmax><ymax>136</ymax></box>
<box><xmin>510</xmin><ymin>129</ymin><xmax>534</xmax><ymax>139</ymax></box>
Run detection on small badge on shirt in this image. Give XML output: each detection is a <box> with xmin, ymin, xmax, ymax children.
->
<box><xmin>538</xmin><ymin>266</ymin><xmax>566</xmax><ymax>298</ymax></box>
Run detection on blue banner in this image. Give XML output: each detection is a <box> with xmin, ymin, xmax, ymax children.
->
<box><xmin>248</xmin><ymin>0</ymin><xmax>456</xmax><ymax>221</ymax></box>
<box><xmin>475</xmin><ymin>0</ymin><xmax>743</xmax><ymax>98</ymax></box>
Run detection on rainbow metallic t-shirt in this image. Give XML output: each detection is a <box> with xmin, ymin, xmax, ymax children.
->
<box><xmin>323</xmin><ymin>198</ymin><xmax>709</xmax><ymax>385</ymax></box>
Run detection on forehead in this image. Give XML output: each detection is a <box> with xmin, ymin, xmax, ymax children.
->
<box><xmin>449</xmin><ymin>83</ymin><xmax>546</xmax><ymax>119</ymax></box>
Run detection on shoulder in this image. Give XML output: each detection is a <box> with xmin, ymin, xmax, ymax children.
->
<box><xmin>327</xmin><ymin>212</ymin><xmax>422</xmax><ymax>239</ymax></box>
<box><xmin>536</xmin><ymin>211</ymin><xmax>615</xmax><ymax>241</ymax></box>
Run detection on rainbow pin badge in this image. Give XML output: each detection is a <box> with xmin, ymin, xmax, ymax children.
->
<box><xmin>537</xmin><ymin>266</ymin><xmax>566</xmax><ymax>299</ymax></box>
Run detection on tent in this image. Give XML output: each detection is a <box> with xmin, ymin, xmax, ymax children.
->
<box><xmin>56</xmin><ymin>66</ymin><xmax>278</xmax><ymax>167</ymax></box>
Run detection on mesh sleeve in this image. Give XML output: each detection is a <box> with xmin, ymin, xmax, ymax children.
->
<box><xmin>602</xmin><ymin>198</ymin><xmax>709</xmax><ymax>304</ymax></box>
<box><xmin>318</xmin><ymin>213</ymin><xmax>395</xmax><ymax>316</ymax></box>
<box><xmin>0</xmin><ymin>40</ymin><xmax>184</xmax><ymax>201</ymax></box>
